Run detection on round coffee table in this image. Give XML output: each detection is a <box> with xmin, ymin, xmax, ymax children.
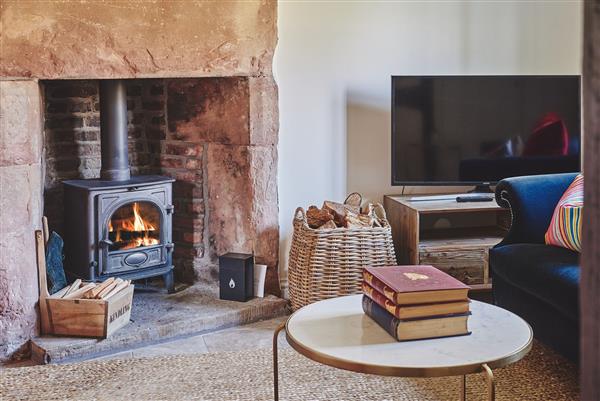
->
<box><xmin>273</xmin><ymin>295</ymin><xmax>532</xmax><ymax>401</ymax></box>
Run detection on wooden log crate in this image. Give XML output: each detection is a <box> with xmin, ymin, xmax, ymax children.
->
<box><xmin>35</xmin><ymin>230</ymin><xmax>134</xmax><ymax>338</ymax></box>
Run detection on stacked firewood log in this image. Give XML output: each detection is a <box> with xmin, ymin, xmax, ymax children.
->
<box><xmin>305</xmin><ymin>193</ymin><xmax>385</xmax><ymax>229</ymax></box>
<box><xmin>50</xmin><ymin>277</ymin><xmax>133</xmax><ymax>300</ymax></box>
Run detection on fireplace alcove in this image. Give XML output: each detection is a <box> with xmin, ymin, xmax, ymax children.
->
<box><xmin>42</xmin><ymin>78</ymin><xmax>279</xmax><ymax>290</ymax></box>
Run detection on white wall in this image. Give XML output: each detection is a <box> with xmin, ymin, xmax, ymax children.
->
<box><xmin>274</xmin><ymin>0</ymin><xmax>582</xmax><ymax>294</ymax></box>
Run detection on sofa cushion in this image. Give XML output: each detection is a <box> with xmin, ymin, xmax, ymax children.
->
<box><xmin>490</xmin><ymin>243</ymin><xmax>579</xmax><ymax>320</ymax></box>
<box><xmin>545</xmin><ymin>174</ymin><xmax>583</xmax><ymax>252</ymax></box>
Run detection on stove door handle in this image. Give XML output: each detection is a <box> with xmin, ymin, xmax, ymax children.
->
<box><xmin>99</xmin><ymin>239</ymin><xmax>114</xmax><ymax>248</ymax></box>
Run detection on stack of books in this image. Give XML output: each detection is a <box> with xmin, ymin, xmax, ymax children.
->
<box><xmin>362</xmin><ymin>265</ymin><xmax>471</xmax><ymax>341</ymax></box>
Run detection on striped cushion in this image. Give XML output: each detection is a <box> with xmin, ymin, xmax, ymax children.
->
<box><xmin>545</xmin><ymin>174</ymin><xmax>583</xmax><ymax>252</ymax></box>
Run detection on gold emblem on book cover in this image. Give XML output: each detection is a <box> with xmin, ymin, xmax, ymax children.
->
<box><xmin>403</xmin><ymin>272</ymin><xmax>429</xmax><ymax>281</ymax></box>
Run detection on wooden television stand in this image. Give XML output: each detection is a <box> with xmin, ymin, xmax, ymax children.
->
<box><xmin>383</xmin><ymin>194</ymin><xmax>510</xmax><ymax>294</ymax></box>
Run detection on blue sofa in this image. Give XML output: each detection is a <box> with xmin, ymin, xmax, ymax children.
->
<box><xmin>490</xmin><ymin>173</ymin><xmax>580</xmax><ymax>361</ymax></box>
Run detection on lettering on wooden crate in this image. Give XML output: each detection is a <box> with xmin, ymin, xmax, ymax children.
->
<box><xmin>109</xmin><ymin>304</ymin><xmax>131</xmax><ymax>323</ymax></box>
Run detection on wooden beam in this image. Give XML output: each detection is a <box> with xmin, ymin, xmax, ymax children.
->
<box><xmin>581</xmin><ymin>1</ymin><xmax>600</xmax><ymax>400</ymax></box>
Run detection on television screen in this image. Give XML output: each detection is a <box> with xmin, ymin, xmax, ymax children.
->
<box><xmin>391</xmin><ymin>76</ymin><xmax>581</xmax><ymax>186</ymax></box>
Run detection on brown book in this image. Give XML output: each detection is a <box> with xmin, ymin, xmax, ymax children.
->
<box><xmin>362</xmin><ymin>282</ymin><xmax>470</xmax><ymax>319</ymax></box>
<box><xmin>363</xmin><ymin>265</ymin><xmax>470</xmax><ymax>305</ymax></box>
<box><xmin>362</xmin><ymin>296</ymin><xmax>471</xmax><ymax>341</ymax></box>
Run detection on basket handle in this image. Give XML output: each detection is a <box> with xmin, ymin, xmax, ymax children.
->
<box><xmin>294</xmin><ymin>207</ymin><xmax>309</xmax><ymax>227</ymax></box>
<box><xmin>344</xmin><ymin>192</ymin><xmax>363</xmax><ymax>206</ymax></box>
<box><xmin>371</xmin><ymin>203</ymin><xmax>388</xmax><ymax>221</ymax></box>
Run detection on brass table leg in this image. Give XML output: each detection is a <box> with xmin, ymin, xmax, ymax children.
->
<box><xmin>460</xmin><ymin>374</ymin><xmax>466</xmax><ymax>401</ymax></box>
<box><xmin>482</xmin><ymin>364</ymin><xmax>495</xmax><ymax>401</ymax></box>
<box><xmin>273</xmin><ymin>322</ymin><xmax>286</xmax><ymax>401</ymax></box>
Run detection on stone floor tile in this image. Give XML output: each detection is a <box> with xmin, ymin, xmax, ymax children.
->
<box><xmin>202</xmin><ymin>316</ymin><xmax>290</xmax><ymax>353</ymax></box>
<box><xmin>131</xmin><ymin>335</ymin><xmax>210</xmax><ymax>358</ymax></box>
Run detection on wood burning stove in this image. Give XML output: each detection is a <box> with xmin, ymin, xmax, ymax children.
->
<box><xmin>63</xmin><ymin>176</ymin><xmax>175</xmax><ymax>291</ymax></box>
<box><xmin>62</xmin><ymin>80</ymin><xmax>175</xmax><ymax>292</ymax></box>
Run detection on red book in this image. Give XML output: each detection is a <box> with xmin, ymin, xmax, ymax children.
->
<box><xmin>362</xmin><ymin>282</ymin><xmax>470</xmax><ymax>319</ymax></box>
<box><xmin>363</xmin><ymin>265</ymin><xmax>470</xmax><ymax>305</ymax></box>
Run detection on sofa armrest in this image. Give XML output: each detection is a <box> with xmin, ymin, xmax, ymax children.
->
<box><xmin>495</xmin><ymin>173</ymin><xmax>578</xmax><ymax>245</ymax></box>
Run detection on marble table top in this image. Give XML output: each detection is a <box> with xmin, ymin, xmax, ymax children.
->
<box><xmin>285</xmin><ymin>295</ymin><xmax>533</xmax><ymax>377</ymax></box>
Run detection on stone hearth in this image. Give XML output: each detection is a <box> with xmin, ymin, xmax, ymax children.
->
<box><xmin>30</xmin><ymin>285</ymin><xmax>288</xmax><ymax>364</ymax></box>
<box><xmin>0</xmin><ymin>1</ymin><xmax>280</xmax><ymax>361</ymax></box>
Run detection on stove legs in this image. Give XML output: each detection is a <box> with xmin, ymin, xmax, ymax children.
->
<box><xmin>164</xmin><ymin>270</ymin><xmax>174</xmax><ymax>293</ymax></box>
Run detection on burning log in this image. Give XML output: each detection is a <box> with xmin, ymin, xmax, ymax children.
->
<box><xmin>110</xmin><ymin>231</ymin><xmax>159</xmax><ymax>242</ymax></box>
<box><xmin>108</xmin><ymin>201</ymin><xmax>160</xmax><ymax>250</ymax></box>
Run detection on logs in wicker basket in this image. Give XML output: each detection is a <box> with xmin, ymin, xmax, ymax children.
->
<box><xmin>288</xmin><ymin>193</ymin><xmax>397</xmax><ymax>310</ymax></box>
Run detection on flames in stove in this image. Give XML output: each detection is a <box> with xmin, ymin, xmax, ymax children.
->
<box><xmin>108</xmin><ymin>202</ymin><xmax>160</xmax><ymax>250</ymax></box>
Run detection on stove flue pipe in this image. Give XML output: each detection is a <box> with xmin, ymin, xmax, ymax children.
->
<box><xmin>99</xmin><ymin>79</ymin><xmax>131</xmax><ymax>181</ymax></box>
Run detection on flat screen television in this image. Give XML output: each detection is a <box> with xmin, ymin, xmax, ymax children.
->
<box><xmin>391</xmin><ymin>75</ymin><xmax>581</xmax><ymax>188</ymax></box>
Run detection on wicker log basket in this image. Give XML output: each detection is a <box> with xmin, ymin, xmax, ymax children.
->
<box><xmin>288</xmin><ymin>195</ymin><xmax>397</xmax><ymax>311</ymax></box>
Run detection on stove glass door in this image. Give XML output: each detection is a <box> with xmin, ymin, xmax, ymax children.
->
<box><xmin>98</xmin><ymin>187</ymin><xmax>170</xmax><ymax>276</ymax></box>
<box><xmin>108</xmin><ymin>201</ymin><xmax>161</xmax><ymax>251</ymax></box>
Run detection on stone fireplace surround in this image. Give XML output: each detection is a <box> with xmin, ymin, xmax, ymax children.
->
<box><xmin>0</xmin><ymin>1</ymin><xmax>279</xmax><ymax>361</ymax></box>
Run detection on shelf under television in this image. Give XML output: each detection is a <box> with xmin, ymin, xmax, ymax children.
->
<box><xmin>419</xmin><ymin>227</ymin><xmax>507</xmax><ymax>251</ymax></box>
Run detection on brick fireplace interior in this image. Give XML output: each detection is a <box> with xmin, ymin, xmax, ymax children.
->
<box><xmin>42</xmin><ymin>77</ymin><xmax>279</xmax><ymax>286</ymax></box>
<box><xmin>45</xmin><ymin>79</ymin><xmax>197</xmax><ymax>283</ymax></box>
<box><xmin>0</xmin><ymin>1</ymin><xmax>280</xmax><ymax>361</ymax></box>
